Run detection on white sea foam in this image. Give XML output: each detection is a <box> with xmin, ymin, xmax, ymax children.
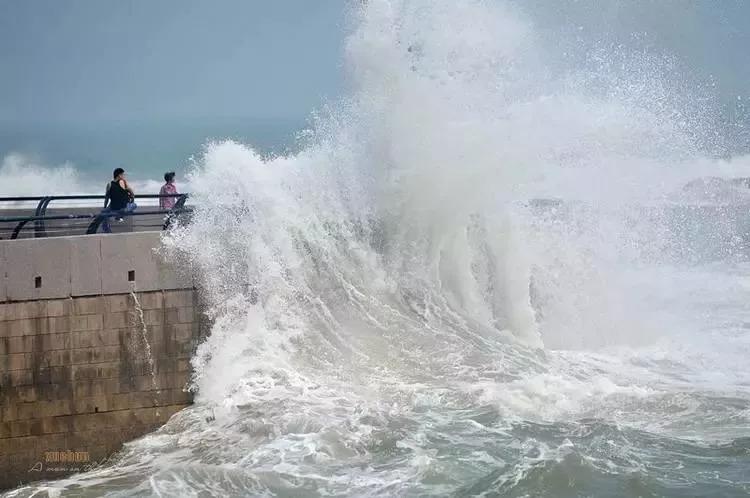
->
<box><xmin>0</xmin><ymin>152</ymin><xmax>192</xmax><ymax>206</ymax></box>
<box><xmin>0</xmin><ymin>153</ymin><xmax>94</xmax><ymax>197</ymax></box>
<box><xmin>157</xmin><ymin>0</ymin><xmax>750</xmax><ymax>431</ymax></box>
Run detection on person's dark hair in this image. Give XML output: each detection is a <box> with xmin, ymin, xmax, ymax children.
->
<box><xmin>113</xmin><ymin>168</ymin><xmax>125</xmax><ymax>179</ymax></box>
<box><xmin>164</xmin><ymin>171</ymin><xmax>176</xmax><ymax>183</ymax></box>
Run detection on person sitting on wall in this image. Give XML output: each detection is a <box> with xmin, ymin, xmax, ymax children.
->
<box><xmin>100</xmin><ymin>167</ymin><xmax>136</xmax><ymax>233</ymax></box>
<box><xmin>159</xmin><ymin>171</ymin><xmax>178</xmax><ymax>210</ymax></box>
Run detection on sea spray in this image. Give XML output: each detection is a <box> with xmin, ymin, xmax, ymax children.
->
<box><xmin>11</xmin><ymin>2</ymin><xmax>750</xmax><ymax>495</ymax></box>
<box><xmin>129</xmin><ymin>287</ymin><xmax>160</xmax><ymax>413</ymax></box>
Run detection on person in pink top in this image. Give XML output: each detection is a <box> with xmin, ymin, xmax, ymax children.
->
<box><xmin>159</xmin><ymin>171</ymin><xmax>178</xmax><ymax>210</ymax></box>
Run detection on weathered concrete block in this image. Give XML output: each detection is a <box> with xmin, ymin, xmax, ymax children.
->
<box><xmin>3</xmin><ymin>240</ymin><xmax>32</xmax><ymax>302</ymax></box>
<box><xmin>71</xmin><ymin>362</ymin><xmax>120</xmax><ymax>382</ymax></box>
<box><xmin>152</xmin><ymin>241</ymin><xmax>193</xmax><ymax>291</ymax></box>
<box><xmin>171</xmin><ymin>388</ymin><xmax>191</xmax><ymax>405</ymax></box>
<box><xmin>164</xmin><ymin>289</ymin><xmax>194</xmax><ymax>308</ymax></box>
<box><xmin>0</xmin><ymin>434</ymin><xmax>36</xmax><ymax>454</ymax></box>
<box><xmin>35</xmin><ymin>432</ymin><xmax>67</xmax><ymax>450</ymax></box>
<box><xmin>72</xmin><ymin>378</ymin><xmax>121</xmax><ymax>399</ymax></box>
<box><xmin>108</xmin><ymin>393</ymin><xmax>129</xmax><ymax>411</ymax></box>
<box><xmin>176</xmin><ymin>359</ymin><xmax>192</xmax><ymax>373</ymax></box>
<box><xmin>154</xmin><ymin>357</ymin><xmax>176</xmax><ymax>374</ymax></box>
<box><xmin>45</xmin><ymin>299</ymin><xmax>72</xmax><ymax>318</ymax></box>
<box><xmin>165</xmin><ymin>306</ymin><xmax>196</xmax><ymax>325</ymax></box>
<box><xmin>6</xmin><ymin>302</ymin><xmax>46</xmax><ymax>321</ymax></box>
<box><xmin>38</xmin><ymin>350</ymin><xmax>72</xmax><ymax>368</ymax></box>
<box><xmin>70</xmin><ymin>316</ymin><xmax>90</xmax><ymax>333</ymax></box>
<box><xmin>33</xmin><ymin>366</ymin><xmax>71</xmax><ymax>386</ymax></box>
<box><xmin>0</xmin><ymin>242</ymin><xmax>7</xmax><ymax>303</ymax></box>
<box><xmin>127</xmin><ymin>391</ymin><xmax>160</xmax><ymax>410</ymax></box>
<box><xmin>13</xmin><ymin>386</ymin><xmax>38</xmax><ymax>403</ymax></box>
<box><xmin>73</xmin><ymin>395</ymin><xmax>109</xmax><ymax>415</ymax></box>
<box><xmin>178</xmin><ymin>307</ymin><xmax>196</xmax><ymax>324</ymax></box>
<box><xmin>141</xmin><ymin>309</ymin><xmax>164</xmax><ymax>327</ymax></box>
<box><xmin>104</xmin><ymin>294</ymin><xmax>131</xmax><ymax>313</ymax></box>
<box><xmin>136</xmin><ymin>291</ymin><xmax>163</xmax><ymax>310</ymax></box>
<box><xmin>72</xmin><ymin>296</ymin><xmax>103</xmax><ymax>316</ymax></box>
<box><xmin>0</xmin><ymin>403</ymin><xmax>19</xmax><ymax>422</ymax></box>
<box><xmin>145</xmin><ymin>325</ymin><xmax>167</xmax><ymax>346</ymax></box>
<box><xmin>0</xmin><ymin>285</ymin><xmax>203</xmax><ymax>490</ymax></box>
<box><xmin>70</xmin><ymin>236</ymin><xmax>102</xmax><ymax>297</ymax></box>
<box><xmin>2</xmin><ymin>368</ymin><xmax>33</xmax><ymax>388</ymax></box>
<box><xmin>101</xmin><ymin>233</ymin><xmax>161</xmax><ymax>294</ymax></box>
<box><xmin>132</xmin><ymin>374</ymin><xmax>161</xmax><ymax>392</ymax></box>
<box><xmin>103</xmin><ymin>311</ymin><xmax>132</xmax><ymax>330</ymax></box>
<box><xmin>16</xmin><ymin>402</ymin><xmax>37</xmax><ymax>421</ymax></box>
<box><xmin>0</xmin><ymin>336</ymin><xmax>36</xmax><ymax>355</ymax></box>
<box><xmin>71</xmin><ymin>346</ymin><xmax>121</xmax><ymax>365</ymax></box>
<box><xmin>71</xmin><ymin>330</ymin><xmax>116</xmax><ymax>350</ymax></box>
<box><xmin>87</xmin><ymin>315</ymin><xmax>104</xmax><ymax>331</ymax></box>
<box><xmin>39</xmin><ymin>332</ymin><xmax>71</xmax><ymax>352</ymax></box>
<box><xmin>5</xmin><ymin>238</ymin><xmax>72</xmax><ymax>301</ymax></box>
<box><xmin>157</xmin><ymin>264</ymin><xmax>193</xmax><ymax>291</ymax></box>
<box><xmin>172</xmin><ymin>323</ymin><xmax>194</xmax><ymax>342</ymax></box>
<box><xmin>40</xmin><ymin>316</ymin><xmax>71</xmax><ymax>335</ymax></box>
<box><xmin>35</xmin><ymin>383</ymin><xmax>71</xmax><ymax>402</ymax></box>
<box><xmin>2</xmin><ymin>353</ymin><xmax>29</xmax><ymax>372</ymax></box>
<box><xmin>35</xmin><ymin>399</ymin><xmax>73</xmax><ymax>418</ymax></box>
<box><xmin>8</xmin><ymin>420</ymin><xmax>32</xmax><ymax>438</ymax></box>
<box><xmin>81</xmin><ymin>315</ymin><xmax>102</xmax><ymax>332</ymax></box>
<box><xmin>7</xmin><ymin>320</ymin><xmax>36</xmax><ymax>337</ymax></box>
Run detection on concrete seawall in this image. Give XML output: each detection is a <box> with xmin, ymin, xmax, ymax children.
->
<box><xmin>0</xmin><ymin>233</ymin><xmax>206</xmax><ymax>490</ymax></box>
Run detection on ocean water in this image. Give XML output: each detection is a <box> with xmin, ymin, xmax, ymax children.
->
<box><xmin>0</xmin><ymin>118</ymin><xmax>304</xmax><ymax>197</ymax></box>
<box><xmin>5</xmin><ymin>1</ymin><xmax>750</xmax><ymax>497</ymax></box>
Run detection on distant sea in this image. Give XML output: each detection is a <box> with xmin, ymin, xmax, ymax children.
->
<box><xmin>0</xmin><ymin>118</ymin><xmax>305</xmax><ymax>196</ymax></box>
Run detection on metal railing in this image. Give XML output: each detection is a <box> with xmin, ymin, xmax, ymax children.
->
<box><xmin>0</xmin><ymin>194</ymin><xmax>190</xmax><ymax>240</ymax></box>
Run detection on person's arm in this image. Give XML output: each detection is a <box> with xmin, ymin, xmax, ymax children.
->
<box><xmin>120</xmin><ymin>178</ymin><xmax>135</xmax><ymax>199</ymax></box>
<box><xmin>104</xmin><ymin>183</ymin><xmax>110</xmax><ymax>208</ymax></box>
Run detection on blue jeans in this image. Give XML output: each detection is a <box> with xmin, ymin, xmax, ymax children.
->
<box><xmin>100</xmin><ymin>202</ymin><xmax>137</xmax><ymax>233</ymax></box>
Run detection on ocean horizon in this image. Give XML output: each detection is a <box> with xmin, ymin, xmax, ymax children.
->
<box><xmin>0</xmin><ymin>117</ymin><xmax>306</xmax><ymax>197</ymax></box>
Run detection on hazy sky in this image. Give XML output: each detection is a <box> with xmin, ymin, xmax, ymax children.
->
<box><xmin>0</xmin><ymin>1</ymin><xmax>347</xmax><ymax>124</ymax></box>
<box><xmin>2</xmin><ymin>1</ymin><xmax>749</xmax><ymax>129</ymax></box>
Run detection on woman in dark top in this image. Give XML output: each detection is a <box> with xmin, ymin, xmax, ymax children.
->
<box><xmin>101</xmin><ymin>168</ymin><xmax>136</xmax><ymax>233</ymax></box>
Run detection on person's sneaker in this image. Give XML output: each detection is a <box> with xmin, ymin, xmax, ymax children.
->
<box><xmin>116</xmin><ymin>217</ymin><xmax>124</xmax><ymax>222</ymax></box>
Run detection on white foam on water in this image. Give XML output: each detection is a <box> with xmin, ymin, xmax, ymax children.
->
<box><xmin>0</xmin><ymin>153</ymin><xmax>94</xmax><ymax>197</ymax></box>
<box><xmin>161</xmin><ymin>0</ymin><xmax>750</xmax><ymax>460</ymax></box>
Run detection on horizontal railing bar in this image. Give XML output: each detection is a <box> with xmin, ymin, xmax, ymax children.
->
<box><xmin>0</xmin><ymin>208</ymin><xmax>191</xmax><ymax>224</ymax></box>
<box><xmin>0</xmin><ymin>193</ymin><xmax>187</xmax><ymax>202</ymax></box>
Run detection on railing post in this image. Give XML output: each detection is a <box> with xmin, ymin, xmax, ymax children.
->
<box><xmin>12</xmin><ymin>220</ymin><xmax>30</xmax><ymax>240</ymax></box>
<box><xmin>174</xmin><ymin>194</ymin><xmax>188</xmax><ymax>209</ymax></box>
<box><xmin>34</xmin><ymin>196</ymin><xmax>52</xmax><ymax>238</ymax></box>
<box><xmin>86</xmin><ymin>214</ymin><xmax>107</xmax><ymax>234</ymax></box>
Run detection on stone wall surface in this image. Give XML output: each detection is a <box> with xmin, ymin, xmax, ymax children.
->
<box><xmin>1</xmin><ymin>232</ymin><xmax>192</xmax><ymax>301</ymax></box>
<box><xmin>0</xmin><ymin>233</ymin><xmax>206</xmax><ymax>490</ymax></box>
